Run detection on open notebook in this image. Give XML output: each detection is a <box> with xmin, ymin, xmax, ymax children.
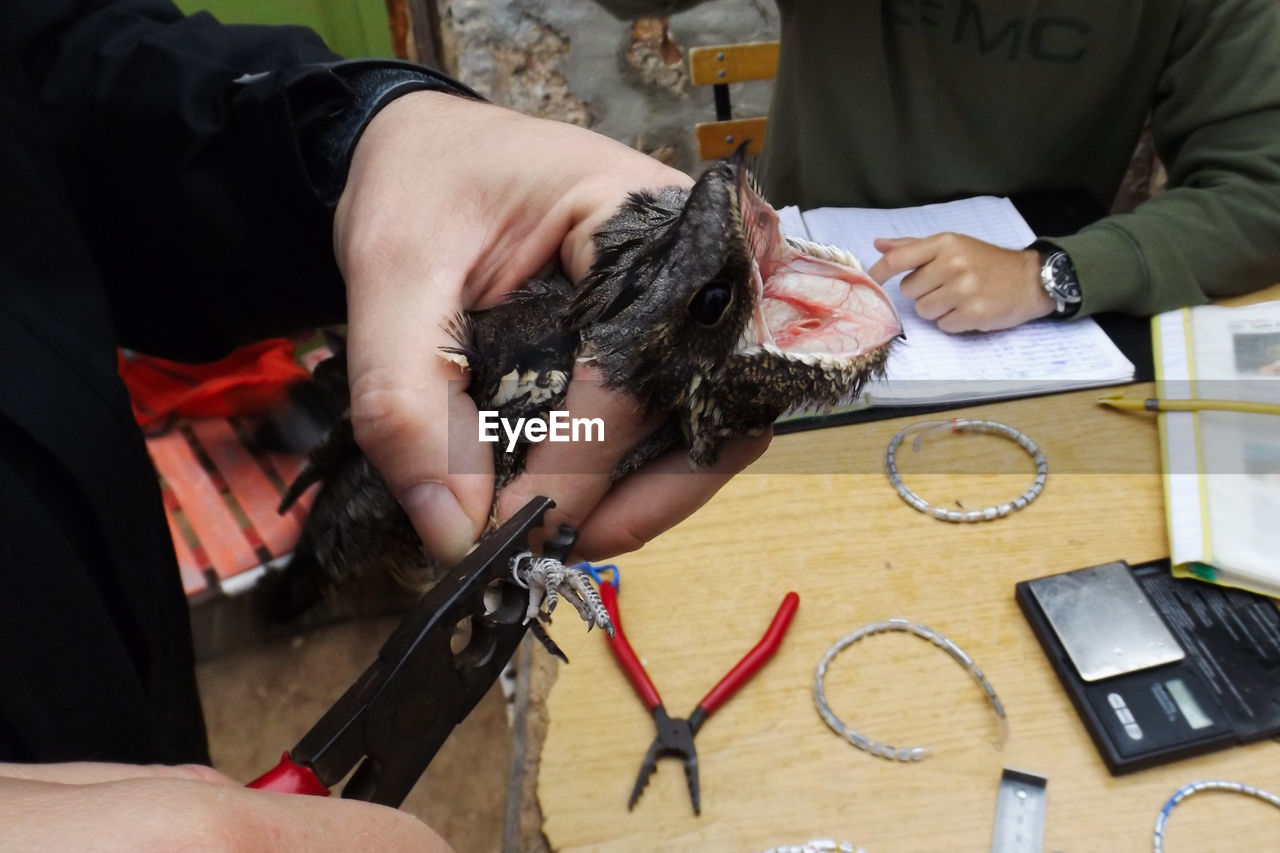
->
<box><xmin>1156</xmin><ymin>301</ymin><xmax>1280</xmax><ymax>597</ymax></box>
<box><xmin>777</xmin><ymin>197</ymin><xmax>1134</xmax><ymax>419</ymax></box>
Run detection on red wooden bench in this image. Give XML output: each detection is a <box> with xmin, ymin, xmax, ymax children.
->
<box><xmin>136</xmin><ymin>339</ymin><xmax>333</xmax><ymax>602</ymax></box>
<box><xmin>148</xmin><ymin>418</ymin><xmax>315</xmax><ymax>601</ymax></box>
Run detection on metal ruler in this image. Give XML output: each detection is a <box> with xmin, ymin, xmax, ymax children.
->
<box><xmin>990</xmin><ymin>768</ymin><xmax>1048</xmax><ymax>853</ymax></box>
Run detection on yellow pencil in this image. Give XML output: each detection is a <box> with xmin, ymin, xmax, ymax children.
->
<box><xmin>1097</xmin><ymin>393</ymin><xmax>1280</xmax><ymax>416</ymax></box>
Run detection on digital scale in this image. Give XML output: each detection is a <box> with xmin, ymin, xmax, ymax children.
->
<box><xmin>1016</xmin><ymin>559</ymin><xmax>1280</xmax><ymax>775</ymax></box>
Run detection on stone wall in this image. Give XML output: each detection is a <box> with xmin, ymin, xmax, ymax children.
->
<box><xmin>435</xmin><ymin>0</ymin><xmax>779</xmax><ymax>173</ymax></box>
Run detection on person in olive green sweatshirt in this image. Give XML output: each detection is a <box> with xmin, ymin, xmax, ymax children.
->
<box><xmin>596</xmin><ymin>0</ymin><xmax>1280</xmax><ymax>333</ymax></box>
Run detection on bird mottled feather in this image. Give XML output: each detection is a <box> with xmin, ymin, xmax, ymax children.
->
<box><xmin>269</xmin><ymin>155</ymin><xmax>897</xmax><ymax>619</ymax></box>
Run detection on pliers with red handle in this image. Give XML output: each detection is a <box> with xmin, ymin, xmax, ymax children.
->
<box><xmin>599</xmin><ymin>580</ymin><xmax>799</xmax><ymax>815</ymax></box>
<box><xmin>246</xmin><ymin>496</ymin><xmax>560</xmax><ymax>806</ymax></box>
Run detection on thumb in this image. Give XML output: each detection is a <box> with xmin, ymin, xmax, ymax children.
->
<box><xmin>344</xmin><ymin>266</ymin><xmax>495</xmax><ymax>567</ymax></box>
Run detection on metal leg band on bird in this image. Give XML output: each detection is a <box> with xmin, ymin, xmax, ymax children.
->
<box><xmin>510</xmin><ymin>552</ymin><xmax>613</xmax><ymax>636</ymax></box>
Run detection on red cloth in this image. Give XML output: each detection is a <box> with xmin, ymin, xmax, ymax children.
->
<box><xmin>117</xmin><ymin>338</ymin><xmax>309</xmax><ymax>428</ymax></box>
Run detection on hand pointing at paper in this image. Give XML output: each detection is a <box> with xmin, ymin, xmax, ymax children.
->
<box><xmin>868</xmin><ymin>234</ymin><xmax>1056</xmax><ymax>333</ymax></box>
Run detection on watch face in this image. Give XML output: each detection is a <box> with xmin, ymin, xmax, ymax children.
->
<box><xmin>1047</xmin><ymin>252</ymin><xmax>1082</xmax><ymax>302</ymax></box>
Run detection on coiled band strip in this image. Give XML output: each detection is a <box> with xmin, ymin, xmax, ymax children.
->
<box><xmin>1153</xmin><ymin>780</ymin><xmax>1280</xmax><ymax>853</ymax></box>
<box><xmin>885</xmin><ymin>419</ymin><xmax>1047</xmax><ymax>522</ymax></box>
<box><xmin>813</xmin><ymin>618</ymin><xmax>1008</xmax><ymax>761</ymax></box>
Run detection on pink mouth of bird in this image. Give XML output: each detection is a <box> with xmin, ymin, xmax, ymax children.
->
<box><xmin>739</xmin><ymin>181</ymin><xmax>902</xmax><ymax>360</ymax></box>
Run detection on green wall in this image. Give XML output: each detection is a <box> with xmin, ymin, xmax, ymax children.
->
<box><xmin>173</xmin><ymin>0</ymin><xmax>395</xmax><ymax>59</ymax></box>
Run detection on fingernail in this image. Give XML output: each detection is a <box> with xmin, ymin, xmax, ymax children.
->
<box><xmin>400</xmin><ymin>482</ymin><xmax>477</xmax><ymax>566</ymax></box>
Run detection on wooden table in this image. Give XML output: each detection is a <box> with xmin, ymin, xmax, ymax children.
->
<box><xmin>520</xmin><ymin>378</ymin><xmax>1280</xmax><ymax>852</ymax></box>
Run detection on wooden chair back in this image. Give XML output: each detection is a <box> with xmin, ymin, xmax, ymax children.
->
<box><xmin>688</xmin><ymin>40</ymin><xmax>779</xmax><ymax>160</ymax></box>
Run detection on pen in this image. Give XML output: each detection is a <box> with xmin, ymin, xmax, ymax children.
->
<box><xmin>1097</xmin><ymin>393</ymin><xmax>1280</xmax><ymax>416</ymax></box>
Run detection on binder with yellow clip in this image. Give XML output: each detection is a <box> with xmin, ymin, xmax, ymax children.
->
<box><xmin>1101</xmin><ymin>301</ymin><xmax>1280</xmax><ymax>597</ymax></box>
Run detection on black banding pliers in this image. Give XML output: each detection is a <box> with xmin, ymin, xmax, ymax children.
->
<box><xmin>247</xmin><ymin>496</ymin><xmax>562</xmax><ymax>806</ymax></box>
<box><xmin>598</xmin><ymin>577</ymin><xmax>799</xmax><ymax>815</ymax></box>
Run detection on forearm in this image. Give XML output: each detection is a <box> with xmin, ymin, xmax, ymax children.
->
<box><xmin>0</xmin><ymin>764</ymin><xmax>452</xmax><ymax>851</ymax></box>
<box><xmin>1057</xmin><ymin>0</ymin><xmax>1280</xmax><ymax>317</ymax></box>
<box><xmin>1056</xmin><ymin>143</ymin><xmax>1280</xmax><ymax>317</ymax></box>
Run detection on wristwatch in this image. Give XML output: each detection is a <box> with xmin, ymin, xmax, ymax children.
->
<box><xmin>1032</xmin><ymin>241</ymin><xmax>1082</xmax><ymax>319</ymax></box>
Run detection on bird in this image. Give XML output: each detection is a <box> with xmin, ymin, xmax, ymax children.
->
<box><xmin>267</xmin><ymin>152</ymin><xmax>903</xmax><ymax>628</ymax></box>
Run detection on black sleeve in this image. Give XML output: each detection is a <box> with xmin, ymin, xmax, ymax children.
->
<box><xmin>12</xmin><ymin>0</ymin><xmax>470</xmax><ymax>361</ymax></box>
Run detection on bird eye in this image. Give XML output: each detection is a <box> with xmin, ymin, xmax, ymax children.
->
<box><xmin>687</xmin><ymin>281</ymin><xmax>733</xmax><ymax>326</ymax></box>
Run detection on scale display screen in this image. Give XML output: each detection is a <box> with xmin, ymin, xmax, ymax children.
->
<box><xmin>1164</xmin><ymin>678</ymin><xmax>1213</xmax><ymax>730</ymax></box>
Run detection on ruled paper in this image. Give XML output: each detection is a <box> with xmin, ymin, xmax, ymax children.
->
<box><xmin>777</xmin><ymin>197</ymin><xmax>1135</xmax><ymax>403</ymax></box>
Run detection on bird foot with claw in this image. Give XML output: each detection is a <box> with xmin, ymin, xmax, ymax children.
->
<box><xmin>511</xmin><ymin>554</ymin><xmax>615</xmax><ymax>637</ymax></box>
